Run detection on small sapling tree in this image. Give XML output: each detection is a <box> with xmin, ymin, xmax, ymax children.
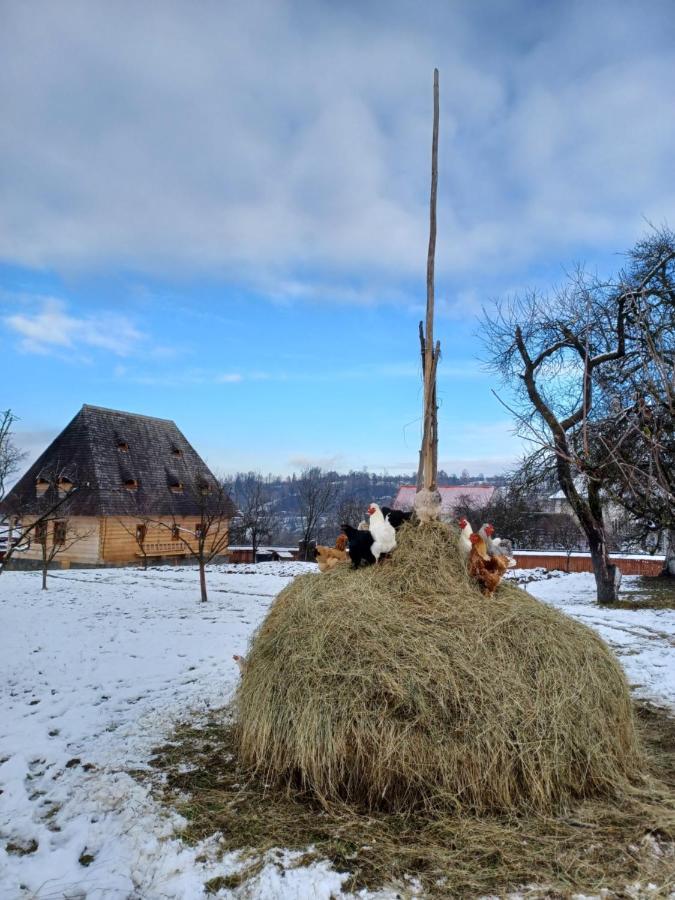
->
<box><xmin>149</xmin><ymin>476</ymin><xmax>234</xmax><ymax>602</ymax></box>
<box><xmin>115</xmin><ymin>516</ymin><xmax>153</xmax><ymax>569</ymax></box>
<box><xmin>0</xmin><ymin>460</ymin><xmax>86</xmax><ymax>575</ymax></box>
<box><xmin>35</xmin><ymin>514</ymin><xmax>93</xmax><ymax>589</ymax></box>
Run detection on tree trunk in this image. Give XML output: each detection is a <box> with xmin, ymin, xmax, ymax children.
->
<box><xmin>661</xmin><ymin>528</ymin><xmax>675</xmax><ymax>577</ymax></box>
<box><xmin>42</xmin><ymin>562</ymin><xmax>48</xmax><ymax>590</ymax></box>
<box><xmin>587</xmin><ymin>528</ymin><xmax>621</xmax><ymax>603</ymax></box>
<box><xmin>199</xmin><ymin>560</ymin><xmax>208</xmax><ymax>602</ymax></box>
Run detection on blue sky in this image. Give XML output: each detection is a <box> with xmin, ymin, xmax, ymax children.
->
<box><xmin>2</xmin><ymin>0</ymin><xmax>674</xmax><ymax>477</ymax></box>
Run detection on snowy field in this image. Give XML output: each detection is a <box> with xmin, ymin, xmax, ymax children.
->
<box><xmin>0</xmin><ymin>562</ymin><xmax>673</xmax><ymax>899</ymax></box>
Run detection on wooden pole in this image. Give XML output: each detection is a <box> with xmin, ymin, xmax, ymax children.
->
<box><xmin>418</xmin><ymin>68</ymin><xmax>440</xmax><ymax>496</ymax></box>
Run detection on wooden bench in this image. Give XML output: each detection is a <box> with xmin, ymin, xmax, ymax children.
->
<box><xmin>136</xmin><ymin>541</ymin><xmax>191</xmax><ymax>557</ymax></box>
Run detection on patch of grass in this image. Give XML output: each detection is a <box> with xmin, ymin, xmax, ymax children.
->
<box><xmin>5</xmin><ymin>839</ymin><xmax>38</xmax><ymax>856</ymax></box>
<box><xmin>204</xmin><ymin>862</ymin><xmax>265</xmax><ymax>893</ymax></box>
<box><xmin>142</xmin><ymin>701</ymin><xmax>675</xmax><ymax>898</ymax></box>
<box><xmin>609</xmin><ymin>575</ymin><xmax>675</xmax><ymax>610</ymax></box>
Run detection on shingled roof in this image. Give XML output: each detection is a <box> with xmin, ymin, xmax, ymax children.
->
<box><xmin>2</xmin><ymin>405</ymin><xmax>236</xmax><ymax>518</ymax></box>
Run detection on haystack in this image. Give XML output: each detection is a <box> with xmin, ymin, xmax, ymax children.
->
<box><xmin>234</xmin><ymin>522</ymin><xmax>642</xmax><ymax>815</ymax></box>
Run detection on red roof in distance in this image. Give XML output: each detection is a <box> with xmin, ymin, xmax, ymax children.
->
<box><xmin>393</xmin><ymin>484</ymin><xmax>495</xmax><ymax>516</ymax></box>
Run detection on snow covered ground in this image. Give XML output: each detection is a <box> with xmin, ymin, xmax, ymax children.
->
<box><xmin>527</xmin><ymin>572</ymin><xmax>675</xmax><ymax>709</ymax></box>
<box><xmin>0</xmin><ymin>563</ymin><xmax>673</xmax><ymax>899</ymax></box>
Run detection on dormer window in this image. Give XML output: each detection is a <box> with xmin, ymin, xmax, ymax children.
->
<box><xmin>57</xmin><ymin>477</ymin><xmax>74</xmax><ymax>498</ymax></box>
<box><xmin>36</xmin><ymin>477</ymin><xmax>49</xmax><ymax>497</ymax></box>
<box><xmin>171</xmin><ymin>445</ymin><xmax>182</xmax><ymax>458</ymax></box>
<box><xmin>123</xmin><ymin>478</ymin><xmax>138</xmax><ymax>491</ymax></box>
<box><xmin>117</xmin><ymin>440</ymin><xmax>129</xmax><ymax>452</ymax></box>
<box><xmin>169</xmin><ymin>481</ymin><xmax>184</xmax><ymax>494</ymax></box>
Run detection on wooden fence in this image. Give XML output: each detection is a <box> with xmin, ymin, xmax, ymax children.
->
<box><xmin>513</xmin><ymin>552</ymin><xmax>665</xmax><ymax>577</ymax></box>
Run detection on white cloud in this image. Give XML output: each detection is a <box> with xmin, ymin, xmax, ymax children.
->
<box><xmin>4</xmin><ymin>298</ymin><xmax>143</xmax><ymax>357</ymax></box>
<box><xmin>215</xmin><ymin>373</ymin><xmax>244</xmax><ymax>383</ymax></box>
<box><xmin>1</xmin><ymin>0</ymin><xmax>673</xmax><ymax>297</ymax></box>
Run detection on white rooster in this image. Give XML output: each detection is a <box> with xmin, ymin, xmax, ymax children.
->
<box><xmin>367</xmin><ymin>503</ymin><xmax>397</xmax><ymax>561</ymax></box>
<box><xmin>458</xmin><ymin>517</ymin><xmax>473</xmax><ymax>560</ymax></box>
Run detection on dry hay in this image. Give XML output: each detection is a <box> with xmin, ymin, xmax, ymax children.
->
<box><xmin>235</xmin><ymin>521</ymin><xmax>642</xmax><ymax>815</ymax></box>
<box><xmin>147</xmin><ymin>702</ymin><xmax>675</xmax><ymax>898</ymax></box>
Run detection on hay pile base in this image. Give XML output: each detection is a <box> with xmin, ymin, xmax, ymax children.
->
<box><xmin>148</xmin><ymin>702</ymin><xmax>675</xmax><ymax>898</ymax></box>
<box><xmin>235</xmin><ymin>522</ymin><xmax>642</xmax><ymax>815</ymax></box>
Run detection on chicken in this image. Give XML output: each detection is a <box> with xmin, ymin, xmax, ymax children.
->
<box><xmin>478</xmin><ymin>522</ymin><xmax>516</xmax><ymax>568</ymax></box>
<box><xmin>315</xmin><ymin>543</ymin><xmax>348</xmax><ymax>573</ymax></box>
<box><xmin>381</xmin><ymin>506</ymin><xmax>413</xmax><ymax>529</ymax></box>
<box><xmin>367</xmin><ymin>503</ymin><xmax>397</xmax><ymax>560</ymax></box>
<box><xmin>357</xmin><ymin>520</ymin><xmax>369</xmax><ymax>531</ymax></box>
<box><xmin>468</xmin><ymin>533</ymin><xmax>509</xmax><ymax>596</ymax></box>
<box><xmin>233</xmin><ymin>654</ymin><xmax>248</xmax><ymax>675</ymax></box>
<box><xmin>458</xmin><ymin>517</ymin><xmax>473</xmax><ymax>560</ymax></box>
<box><xmin>334</xmin><ymin>534</ymin><xmax>348</xmax><ymax>552</ymax></box>
<box><xmin>341</xmin><ymin>523</ymin><xmax>376</xmax><ymax>568</ymax></box>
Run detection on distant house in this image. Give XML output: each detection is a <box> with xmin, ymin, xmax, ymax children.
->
<box><xmin>543</xmin><ymin>484</ymin><xmax>624</xmax><ymax>528</ymax></box>
<box><xmin>392</xmin><ymin>484</ymin><xmax>495</xmax><ymax>519</ymax></box>
<box><xmin>0</xmin><ymin>404</ymin><xmax>235</xmax><ymax>567</ymax></box>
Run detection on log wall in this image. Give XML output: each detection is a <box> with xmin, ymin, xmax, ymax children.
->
<box><xmin>100</xmin><ymin>516</ymin><xmax>228</xmax><ymax>563</ymax></box>
<box><xmin>18</xmin><ymin>517</ymin><xmax>102</xmax><ymax>566</ymax></box>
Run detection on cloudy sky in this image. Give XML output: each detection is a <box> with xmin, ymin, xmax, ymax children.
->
<box><xmin>2</xmin><ymin>0</ymin><xmax>674</xmax><ymax>477</ymax></box>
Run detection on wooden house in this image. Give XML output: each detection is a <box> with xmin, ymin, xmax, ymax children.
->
<box><xmin>1</xmin><ymin>404</ymin><xmax>235</xmax><ymax>567</ymax></box>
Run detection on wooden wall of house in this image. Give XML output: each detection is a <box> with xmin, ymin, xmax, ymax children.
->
<box><xmin>100</xmin><ymin>517</ymin><xmax>229</xmax><ymax>563</ymax></box>
<box><xmin>19</xmin><ymin>517</ymin><xmax>101</xmax><ymax>565</ymax></box>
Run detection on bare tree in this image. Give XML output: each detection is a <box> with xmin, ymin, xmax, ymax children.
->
<box><xmin>589</xmin><ymin>232</ymin><xmax>674</xmax><ymax>575</ymax></box>
<box><xmin>296</xmin><ymin>467</ymin><xmax>340</xmax><ymax>560</ymax></box>
<box><xmin>0</xmin><ymin>409</ymin><xmax>27</xmax><ymax>503</ymax></box>
<box><xmin>35</xmin><ymin>515</ymin><xmax>93</xmax><ymax>589</ymax></box>
<box><xmin>225</xmin><ymin>472</ymin><xmax>278</xmax><ymax>561</ymax></box>
<box><xmin>484</xmin><ymin>230</ymin><xmax>675</xmax><ymax>600</ymax></box>
<box><xmin>483</xmin><ymin>290</ymin><xmax>624</xmax><ymax>601</ymax></box>
<box><xmin>0</xmin><ymin>411</ymin><xmax>27</xmax><ymax>557</ymax></box>
<box><xmin>148</xmin><ymin>476</ymin><xmax>234</xmax><ymax>602</ymax></box>
<box><xmin>0</xmin><ymin>462</ymin><xmax>85</xmax><ymax>575</ymax></box>
<box><xmin>335</xmin><ymin>493</ymin><xmax>367</xmax><ymax>531</ymax></box>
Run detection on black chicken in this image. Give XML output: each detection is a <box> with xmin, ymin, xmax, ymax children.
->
<box><xmin>381</xmin><ymin>507</ymin><xmax>413</xmax><ymax>530</ymax></box>
<box><xmin>341</xmin><ymin>523</ymin><xmax>376</xmax><ymax>568</ymax></box>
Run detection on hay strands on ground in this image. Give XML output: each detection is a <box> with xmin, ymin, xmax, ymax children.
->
<box><xmin>146</xmin><ymin>700</ymin><xmax>675</xmax><ymax>898</ymax></box>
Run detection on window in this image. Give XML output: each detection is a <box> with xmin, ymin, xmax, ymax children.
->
<box><xmin>194</xmin><ymin>523</ymin><xmax>203</xmax><ymax>538</ymax></box>
<box><xmin>35</xmin><ymin>521</ymin><xmax>47</xmax><ymax>544</ymax></box>
<box><xmin>36</xmin><ymin>478</ymin><xmax>49</xmax><ymax>497</ymax></box>
<box><xmin>171</xmin><ymin>525</ymin><xmax>180</xmax><ymax>541</ymax></box>
<box><xmin>136</xmin><ymin>524</ymin><xmax>146</xmax><ymax>544</ymax></box>
<box><xmin>169</xmin><ymin>481</ymin><xmax>184</xmax><ymax>494</ymax></box>
<box><xmin>117</xmin><ymin>440</ymin><xmax>129</xmax><ymax>452</ymax></box>
<box><xmin>53</xmin><ymin>521</ymin><xmax>67</xmax><ymax>546</ymax></box>
<box><xmin>123</xmin><ymin>479</ymin><xmax>138</xmax><ymax>491</ymax></box>
<box><xmin>57</xmin><ymin>477</ymin><xmax>74</xmax><ymax>498</ymax></box>
<box><xmin>171</xmin><ymin>445</ymin><xmax>182</xmax><ymax>457</ymax></box>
